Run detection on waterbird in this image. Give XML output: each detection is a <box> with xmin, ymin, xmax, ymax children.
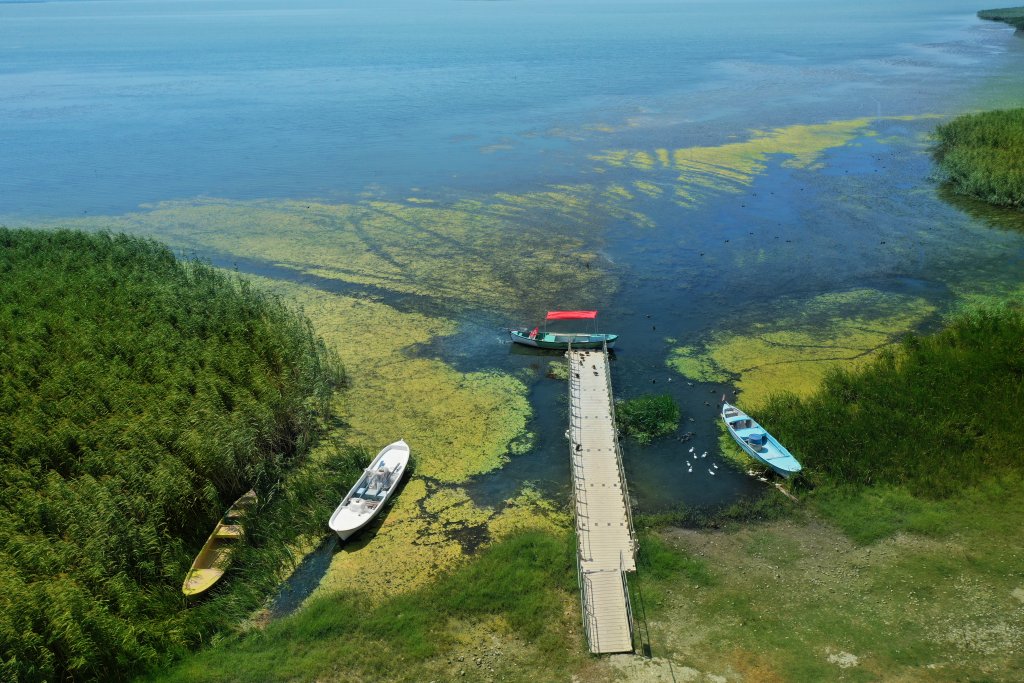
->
<box><xmin>688</xmin><ymin>447</ymin><xmax>695</xmax><ymax>453</ymax></box>
<box><xmin>701</xmin><ymin>453</ymin><xmax>707</xmax><ymax>458</ymax></box>
<box><xmin>713</xmin><ymin>464</ymin><xmax>719</xmax><ymax>469</ymax></box>
<box><xmin>709</xmin><ymin>469</ymin><xmax>716</xmax><ymax>475</ymax></box>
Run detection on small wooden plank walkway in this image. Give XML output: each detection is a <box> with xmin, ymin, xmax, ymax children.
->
<box><xmin>568</xmin><ymin>345</ymin><xmax>636</xmax><ymax>654</ymax></box>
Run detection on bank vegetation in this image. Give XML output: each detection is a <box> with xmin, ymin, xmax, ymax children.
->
<box><xmin>0</xmin><ymin>229</ymin><xmax>356</xmax><ymax>681</ymax></box>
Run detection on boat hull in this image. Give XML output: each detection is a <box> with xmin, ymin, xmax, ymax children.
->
<box><xmin>721</xmin><ymin>403</ymin><xmax>802</xmax><ymax>478</ymax></box>
<box><xmin>329</xmin><ymin>440</ymin><xmax>410</xmax><ymax>541</ymax></box>
<box><xmin>510</xmin><ymin>330</ymin><xmax>617</xmax><ymax>350</ymax></box>
<box><xmin>182</xmin><ymin>489</ymin><xmax>257</xmax><ymax>596</ymax></box>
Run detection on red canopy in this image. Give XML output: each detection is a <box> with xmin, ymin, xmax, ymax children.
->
<box><xmin>546</xmin><ymin>310</ymin><xmax>598</xmax><ymax>321</ymax></box>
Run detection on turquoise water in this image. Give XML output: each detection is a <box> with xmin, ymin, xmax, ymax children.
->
<box><xmin>3</xmin><ymin>0</ymin><xmax>1023</xmax><ymax>512</ymax></box>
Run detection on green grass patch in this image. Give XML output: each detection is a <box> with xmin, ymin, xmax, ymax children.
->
<box><xmin>979</xmin><ymin>6</ymin><xmax>1024</xmax><ymax>30</ymax></box>
<box><xmin>637</xmin><ymin>532</ymin><xmax>716</xmax><ymax>586</ymax></box>
<box><xmin>0</xmin><ymin>229</ymin><xmax>349</xmax><ymax>681</ymax></box>
<box><xmin>615</xmin><ymin>394</ymin><xmax>681</xmax><ymax>445</ymax></box>
<box><xmin>150</xmin><ymin>530</ymin><xmax>584</xmax><ymax>682</ymax></box>
<box><xmin>637</xmin><ymin>488</ymin><xmax>799</xmax><ymax>530</ymax></box>
<box><xmin>759</xmin><ymin>302</ymin><xmax>1024</xmax><ymax>500</ymax></box>
<box><xmin>932</xmin><ymin>108</ymin><xmax>1024</xmax><ymax>209</ymax></box>
<box><xmin>811</xmin><ymin>485</ymin><xmax>955</xmax><ymax>544</ymax></box>
<box><xmin>631</xmin><ymin>302</ymin><xmax>1024</xmax><ymax>680</ymax></box>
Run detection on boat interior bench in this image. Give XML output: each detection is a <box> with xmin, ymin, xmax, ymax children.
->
<box><xmin>215</xmin><ymin>524</ymin><xmax>244</xmax><ymax>539</ymax></box>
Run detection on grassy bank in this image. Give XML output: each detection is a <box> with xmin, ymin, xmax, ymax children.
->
<box><xmin>150</xmin><ymin>531</ymin><xmax>592</xmax><ymax>682</ymax></box>
<box><xmin>0</xmin><ymin>229</ymin><xmax>351</xmax><ymax>681</ymax></box>
<box><xmin>979</xmin><ymin>6</ymin><xmax>1024</xmax><ymax>30</ymax></box>
<box><xmin>629</xmin><ymin>301</ymin><xmax>1024</xmax><ymax>679</ymax></box>
<box><xmin>762</xmin><ymin>303</ymin><xmax>1024</xmax><ymax>497</ymax></box>
<box><xmin>932</xmin><ymin>108</ymin><xmax>1024</xmax><ymax>209</ymax></box>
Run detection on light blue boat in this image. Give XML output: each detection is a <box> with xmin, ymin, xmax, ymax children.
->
<box><xmin>721</xmin><ymin>402</ymin><xmax>802</xmax><ymax>478</ymax></box>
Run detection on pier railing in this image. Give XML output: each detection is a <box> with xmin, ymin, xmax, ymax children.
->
<box><xmin>602</xmin><ymin>340</ymin><xmax>638</xmax><ymax>559</ymax></box>
<box><xmin>567</xmin><ymin>342</ymin><xmax>594</xmax><ymax>563</ymax></box>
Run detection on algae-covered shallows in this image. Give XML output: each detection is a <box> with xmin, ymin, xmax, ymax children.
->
<box><xmin>248</xmin><ymin>276</ymin><xmax>567</xmax><ymax>602</ymax></box>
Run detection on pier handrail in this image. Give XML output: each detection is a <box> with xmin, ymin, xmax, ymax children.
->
<box><xmin>576</xmin><ymin>545</ymin><xmax>593</xmax><ymax>652</ymax></box>
<box><xmin>619</xmin><ymin>550</ymin><xmax>635</xmax><ymax>649</ymax></box>
<box><xmin>602</xmin><ymin>340</ymin><xmax>638</xmax><ymax>558</ymax></box>
<box><xmin>567</xmin><ymin>341</ymin><xmax>594</xmax><ymax>563</ymax></box>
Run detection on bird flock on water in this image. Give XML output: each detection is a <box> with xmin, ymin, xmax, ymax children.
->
<box><xmin>685</xmin><ymin>446</ymin><xmax>719</xmax><ymax>475</ymax></box>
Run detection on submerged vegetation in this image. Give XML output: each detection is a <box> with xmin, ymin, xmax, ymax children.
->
<box><xmin>668</xmin><ymin>288</ymin><xmax>936</xmax><ymax>407</ymax></box>
<box><xmin>978</xmin><ymin>6</ymin><xmax>1024</xmax><ymax>30</ymax></box>
<box><xmin>615</xmin><ymin>394</ymin><xmax>681</xmax><ymax>445</ymax></box>
<box><xmin>0</xmin><ymin>229</ymin><xmax>349</xmax><ymax>681</ymax></box>
<box><xmin>932</xmin><ymin>108</ymin><xmax>1024</xmax><ymax>209</ymax></box>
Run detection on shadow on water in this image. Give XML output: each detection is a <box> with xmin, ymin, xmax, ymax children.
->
<box><xmin>937</xmin><ymin>186</ymin><xmax>1024</xmax><ymax>234</ymax></box>
<box><xmin>269</xmin><ymin>534</ymin><xmax>337</xmax><ymax>619</ymax></box>
<box><xmin>269</xmin><ymin>469</ymin><xmax>416</xmax><ymax>620</ymax></box>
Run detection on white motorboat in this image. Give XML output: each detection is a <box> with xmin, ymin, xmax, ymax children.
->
<box><xmin>329</xmin><ymin>439</ymin><xmax>410</xmax><ymax>541</ymax></box>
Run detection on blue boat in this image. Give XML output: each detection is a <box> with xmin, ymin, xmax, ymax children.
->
<box><xmin>721</xmin><ymin>402</ymin><xmax>802</xmax><ymax>478</ymax></box>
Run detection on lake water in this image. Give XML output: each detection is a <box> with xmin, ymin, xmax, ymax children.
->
<box><xmin>3</xmin><ymin>0</ymin><xmax>1023</xmax><ymax>512</ymax></box>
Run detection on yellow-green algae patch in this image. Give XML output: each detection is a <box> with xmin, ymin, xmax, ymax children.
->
<box><xmin>251</xmin><ymin>276</ymin><xmax>529</xmax><ymax>484</ymax></box>
<box><xmin>234</xmin><ymin>275</ymin><xmax>568</xmax><ymax>601</ymax></box>
<box><xmin>487</xmin><ymin>484</ymin><xmax>571</xmax><ymax>539</ymax></box>
<box><xmin>668</xmin><ymin>289</ymin><xmax>937</xmax><ymax>408</ymax></box>
<box><xmin>633</xmin><ymin>180</ymin><xmax>664</xmax><ymax>198</ymax></box>
<box><xmin>591</xmin><ymin>117</ymin><xmax>931</xmax><ymax>209</ymax></box>
<box><xmin>57</xmin><ymin>192</ymin><xmax>617</xmax><ymax>315</ymax></box>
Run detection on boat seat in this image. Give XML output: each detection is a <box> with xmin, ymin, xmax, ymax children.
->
<box><xmin>215</xmin><ymin>524</ymin><xmax>243</xmax><ymax>539</ymax></box>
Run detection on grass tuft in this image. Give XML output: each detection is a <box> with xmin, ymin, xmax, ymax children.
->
<box><xmin>615</xmin><ymin>394</ymin><xmax>681</xmax><ymax>445</ymax></box>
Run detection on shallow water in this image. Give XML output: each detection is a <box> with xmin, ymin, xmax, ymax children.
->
<box><xmin>3</xmin><ymin>0</ymin><xmax>1024</xmax><ymax>514</ymax></box>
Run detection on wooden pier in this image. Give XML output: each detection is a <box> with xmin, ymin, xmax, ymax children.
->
<box><xmin>568</xmin><ymin>344</ymin><xmax>636</xmax><ymax>654</ymax></box>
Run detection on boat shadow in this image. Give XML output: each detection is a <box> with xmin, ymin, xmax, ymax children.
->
<box><xmin>332</xmin><ymin>472</ymin><xmax>413</xmax><ymax>554</ymax></box>
<box><xmin>268</xmin><ymin>534</ymin><xmax>338</xmax><ymax>619</ymax></box>
<box><xmin>268</xmin><ymin>471</ymin><xmax>415</xmax><ymax>619</ymax></box>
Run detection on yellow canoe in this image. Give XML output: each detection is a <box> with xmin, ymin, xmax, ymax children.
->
<box><xmin>182</xmin><ymin>489</ymin><xmax>257</xmax><ymax>597</ymax></box>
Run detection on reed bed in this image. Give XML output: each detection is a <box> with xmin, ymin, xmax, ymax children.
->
<box><xmin>932</xmin><ymin>108</ymin><xmax>1024</xmax><ymax>209</ymax></box>
<box><xmin>978</xmin><ymin>6</ymin><xmax>1024</xmax><ymax>30</ymax></box>
<box><xmin>0</xmin><ymin>229</ymin><xmax>350</xmax><ymax>681</ymax></box>
<box><xmin>760</xmin><ymin>302</ymin><xmax>1024</xmax><ymax>498</ymax></box>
